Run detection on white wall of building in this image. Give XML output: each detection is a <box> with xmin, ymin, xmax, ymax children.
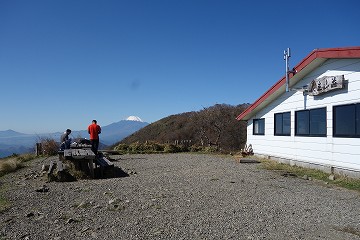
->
<box><xmin>246</xmin><ymin>58</ymin><xmax>360</xmax><ymax>173</ymax></box>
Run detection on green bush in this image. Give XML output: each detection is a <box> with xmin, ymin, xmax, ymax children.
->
<box><xmin>129</xmin><ymin>142</ymin><xmax>144</xmax><ymax>153</ymax></box>
<box><xmin>114</xmin><ymin>143</ymin><xmax>129</xmax><ymax>154</ymax></box>
<box><xmin>112</xmin><ymin>142</ymin><xmax>224</xmax><ymax>154</ymax></box>
<box><xmin>163</xmin><ymin>144</ymin><xmax>179</xmax><ymax>153</ymax></box>
<box><xmin>203</xmin><ymin>146</ymin><xmax>218</xmax><ymax>153</ymax></box>
<box><xmin>143</xmin><ymin>142</ymin><xmax>164</xmax><ymax>152</ymax></box>
<box><xmin>189</xmin><ymin>145</ymin><xmax>204</xmax><ymax>152</ymax></box>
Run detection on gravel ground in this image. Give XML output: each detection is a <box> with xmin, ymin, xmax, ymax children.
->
<box><xmin>1</xmin><ymin>153</ymin><xmax>360</xmax><ymax>240</ymax></box>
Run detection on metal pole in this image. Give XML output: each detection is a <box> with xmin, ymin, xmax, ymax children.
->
<box><xmin>284</xmin><ymin>48</ymin><xmax>290</xmax><ymax>92</ymax></box>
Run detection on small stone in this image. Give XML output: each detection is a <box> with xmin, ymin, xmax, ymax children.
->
<box><xmin>109</xmin><ymin>198</ymin><xmax>121</xmax><ymax>205</ymax></box>
<box><xmin>328</xmin><ymin>174</ymin><xmax>335</xmax><ymax>181</ymax></box>
<box><xmin>302</xmin><ymin>175</ymin><xmax>309</xmax><ymax>180</ymax></box>
<box><xmin>26</xmin><ymin>212</ymin><xmax>34</xmax><ymax>217</ymax></box>
<box><xmin>66</xmin><ymin>218</ymin><xmax>75</xmax><ymax>224</ymax></box>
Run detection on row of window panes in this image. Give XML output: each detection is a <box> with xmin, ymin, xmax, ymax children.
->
<box><xmin>295</xmin><ymin>108</ymin><xmax>326</xmax><ymax>136</ymax></box>
<box><xmin>252</xmin><ymin>103</ymin><xmax>360</xmax><ymax>138</ymax></box>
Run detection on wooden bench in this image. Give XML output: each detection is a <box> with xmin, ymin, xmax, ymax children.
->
<box><xmin>59</xmin><ymin>149</ymin><xmax>117</xmax><ymax>179</ymax></box>
<box><xmin>95</xmin><ymin>156</ymin><xmax>114</xmax><ymax>178</ymax></box>
<box><xmin>63</xmin><ymin>149</ymin><xmax>96</xmax><ymax>178</ymax></box>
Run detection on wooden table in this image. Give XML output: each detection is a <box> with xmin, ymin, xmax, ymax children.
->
<box><xmin>64</xmin><ymin>148</ymin><xmax>96</xmax><ymax>178</ymax></box>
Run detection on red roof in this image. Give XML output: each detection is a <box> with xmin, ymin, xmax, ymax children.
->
<box><xmin>236</xmin><ymin>46</ymin><xmax>360</xmax><ymax>121</ymax></box>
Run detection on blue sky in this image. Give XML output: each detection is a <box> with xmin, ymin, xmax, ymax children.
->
<box><xmin>1</xmin><ymin>0</ymin><xmax>359</xmax><ymax>134</ymax></box>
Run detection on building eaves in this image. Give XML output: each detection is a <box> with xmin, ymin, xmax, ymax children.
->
<box><xmin>236</xmin><ymin>46</ymin><xmax>360</xmax><ymax>121</ymax></box>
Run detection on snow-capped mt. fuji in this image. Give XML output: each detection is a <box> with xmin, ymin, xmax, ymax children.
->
<box><xmin>126</xmin><ymin>116</ymin><xmax>143</xmax><ymax>122</ymax></box>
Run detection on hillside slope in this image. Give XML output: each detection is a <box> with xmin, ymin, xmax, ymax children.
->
<box><xmin>118</xmin><ymin>103</ymin><xmax>249</xmax><ymax>151</ymax></box>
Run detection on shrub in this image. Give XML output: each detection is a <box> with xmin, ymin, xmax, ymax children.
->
<box><xmin>203</xmin><ymin>146</ymin><xmax>218</xmax><ymax>153</ymax></box>
<box><xmin>189</xmin><ymin>145</ymin><xmax>203</xmax><ymax>152</ymax></box>
<box><xmin>177</xmin><ymin>145</ymin><xmax>190</xmax><ymax>152</ymax></box>
<box><xmin>143</xmin><ymin>142</ymin><xmax>164</xmax><ymax>152</ymax></box>
<box><xmin>39</xmin><ymin>138</ymin><xmax>59</xmax><ymax>156</ymax></box>
<box><xmin>114</xmin><ymin>144</ymin><xmax>129</xmax><ymax>154</ymax></box>
<box><xmin>163</xmin><ymin>144</ymin><xmax>179</xmax><ymax>153</ymax></box>
<box><xmin>112</xmin><ymin>142</ymin><xmax>225</xmax><ymax>154</ymax></box>
<box><xmin>128</xmin><ymin>142</ymin><xmax>144</xmax><ymax>153</ymax></box>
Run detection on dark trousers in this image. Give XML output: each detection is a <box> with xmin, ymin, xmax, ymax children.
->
<box><xmin>90</xmin><ymin>139</ymin><xmax>99</xmax><ymax>155</ymax></box>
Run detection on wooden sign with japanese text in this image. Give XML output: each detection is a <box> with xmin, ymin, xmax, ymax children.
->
<box><xmin>307</xmin><ymin>75</ymin><xmax>344</xmax><ymax>96</ymax></box>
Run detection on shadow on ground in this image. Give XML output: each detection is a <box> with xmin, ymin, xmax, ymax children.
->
<box><xmin>93</xmin><ymin>166</ymin><xmax>130</xmax><ymax>179</ymax></box>
<box><xmin>113</xmin><ymin>166</ymin><xmax>130</xmax><ymax>178</ymax></box>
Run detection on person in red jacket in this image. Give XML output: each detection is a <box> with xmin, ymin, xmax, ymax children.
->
<box><xmin>88</xmin><ymin>119</ymin><xmax>101</xmax><ymax>155</ymax></box>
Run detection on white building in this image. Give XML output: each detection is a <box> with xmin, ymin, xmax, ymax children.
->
<box><xmin>236</xmin><ymin>47</ymin><xmax>360</xmax><ymax>177</ymax></box>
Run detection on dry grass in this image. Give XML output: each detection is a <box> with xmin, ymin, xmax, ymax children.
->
<box><xmin>16</xmin><ymin>153</ymin><xmax>37</xmax><ymax>162</ymax></box>
<box><xmin>259</xmin><ymin>159</ymin><xmax>360</xmax><ymax>191</ymax></box>
<box><xmin>333</xmin><ymin>226</ymin><xmax>360</xmax><ymax>237</ymax></box>
<box><xmin>0</xmin><ymin>153</ymin><xmax>37</xmax><ymax>177</ymax></box>
<box><xmin>0</xmin><ymin>158</ymin><xmax>23</xmax><ymax>177</ymax></box>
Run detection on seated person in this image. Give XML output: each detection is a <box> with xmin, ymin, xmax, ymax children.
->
<box><xmin>60</xmin><ymin>129</ymin><xmax>72</xmax><ymax>150</ymax></box>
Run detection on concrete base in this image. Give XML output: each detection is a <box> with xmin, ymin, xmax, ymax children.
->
<box><xmin>239</xmin><ymin>158</ymin><xmax>260</xmax><ymax>164</ymax></box>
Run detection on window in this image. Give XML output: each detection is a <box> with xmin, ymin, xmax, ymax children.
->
<box><xmin>253</xmin><ymin>118</ymin><xmax>265</xmax><ymax>135</ymax></box>
<box><xmin>274</xmin><ymin>112</ymin><xmax>291</xmax><ymax>136</ymax></box>
<box><xmin>333</xmin><ymin>103</ymin><xmax>360</xmax><ymax>138</ymax></box>
<box><xmin>295</xmin><ymin>107</ymin><xmax>326</xmax><ymax>136</ymax></box>
<box><xmin>309</xmin><ymin>108</ymin><xmax>327</xmax><ymax>135</ymax></box>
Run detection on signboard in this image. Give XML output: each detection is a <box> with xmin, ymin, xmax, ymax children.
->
<box><xmin>307</xmin><ymin>75</ymin><xmax>344</xmax><ymax>96</ymax></box>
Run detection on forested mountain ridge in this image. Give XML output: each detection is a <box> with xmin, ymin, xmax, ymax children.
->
<box><xmin>117</xmin><ymin>103</ymin><xmax>250</xmax><ymax>152</ymax></box>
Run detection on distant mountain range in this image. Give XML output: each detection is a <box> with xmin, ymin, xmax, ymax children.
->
<box><xmin>0</xmin><ymin>118</ymin><xmax>148</xmax><ymax>158</ymax></box>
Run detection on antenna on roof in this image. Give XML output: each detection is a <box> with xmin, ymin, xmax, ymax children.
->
<box><xmin>283</xmin><ymin>48</ymin><xmax>297</xmax><ymax>92</ymax></box>
<box><xmin>284</xmin><ymin>48</ymin><xmax>291</xmax><ymax>92</ymax></box>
